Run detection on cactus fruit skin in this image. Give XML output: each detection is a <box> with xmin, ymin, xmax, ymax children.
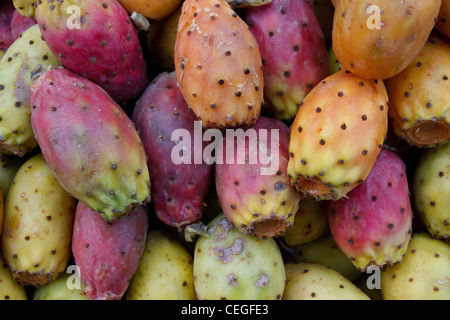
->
<box><xmin>35</xmin><ymin>0</ymin><xmax>149</xmax><ymax>104</ymax></box>
<box><xmin>12</xmin><ymin>0</ymin><xmax>36</xmax><ymax>18</ymax></box>
<box><xmin>0</xmin><ymin>252</ymin><xmax>27</xmax><ymax>300</ymax></box>
<box><xmin>126</xmin><ymin>229</ymin><xmax>196</xmax><ymax>300</ymax></box>
<box><xmin>226</xmin><ymin>0</ymin><xmax>272</xmax><ymax>8</ymax></box>
<box><xmin>72</xmin><ymin>202</ymin><xmax>148</xmax><ymax>300</ymax></box>
<box><xmin>118</xmin><ymin>0</ymin><xmax>181</xmax><ymax>20</ymax></box>
<box><xmin>381</xmin><ymin>233</ymin><xmax>450</xmax><ymax>300</ymax></box>
<box><xmin>215</xmin><ymin>116</ymin><xmax>302</xmax><ymax>238</ymax></box>
<box><xmin>1</xmin><ymin>154</ymin><xmax>76</xmax><ymax>287</ymax></box>
<box><xmin>31</xmin><ymin>68</ymin><xmax>151</xmax><ymax>223</ymax></box>
<box><xmin>0</xmin><ymin>1</ymin><xmax>15</xmax><ymax>50</ymax></box>
<box><xmin>436</xmin><ymin>0</ymin><xmax>450</xmax><ymax>39</ymax></box>
<box><xmin>413</xmin><ymin>143</ymin><xmax>450</xmax><ymax>239</ymax></box>
<box><xmin>282</xmin><ymin>197</ymin><xmax>329</xmax><ymax>247</ymax></box>
<box><xmin>328</xmin><ymin>46</ymin><xmax>342</xmax><ymax>75</ymax></box>
<box><xmin>291</xmin><ymin>233</ymin><xmax>361</xmax><ymax>282</ymax></box>
<box><xmin>0</xmin><ymin>24</ymin><xmax>60</xmax><ymax>157</ymax></box>
<box><xmin>194</xmin><ymin>214</ymin><xmax>286</xmax><ymax>300</ymax></box>
<box><xmin>175</xmin><ymin>0</ymin><xmax>263</xmax><ymax>129</ymax></box>
<box><xmin>287</xmin><ymin>69</ymin><xmax>389</xmax><ymax>201</ymax></box>
<box><xmin>132</xmin><ymin>72</ymin><xmax>213</xmax><ymax>230</ymax></box>
<box><xmin>33</xmin><ymin>273</ymin><xmax>89</xmax><ymax>300</ymax></box>
<box><xmin>283</xmin><ymin>262</ymin><xmax>370</xmax><ymax>300</ymax></box>
<box><xmin>333</xmin><ymin>0</ymin><xmax>442</xmax><ymax>80</ymax></box>
<box><xmin>327</xmin><ymin>149</ymin><xmax>413</xmax><ymax>271</ymax></box>
<box><xmin>11</xmin><ymin>9</ymin><xmax>36</xmax><ymax>40</ymax></box>
<box><xmin>385</xmin><ymin>34</ymin><xmax>450</xmax><ymax>148</ymax></box>
<box><xmin>246</xmin><ymin>0</ymin><xmax>329</xmax><ymax>121</ymax></box>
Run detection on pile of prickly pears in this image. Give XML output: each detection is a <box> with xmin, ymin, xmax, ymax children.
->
<box><xmin>0</xmin><ymin>0</ymin><xmax>448</xmax><ymax>302</ymax></box>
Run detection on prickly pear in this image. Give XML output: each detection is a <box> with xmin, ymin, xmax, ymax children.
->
<box><xmin>0</xmin><ymin>1</ymin><xmax>15</xmax><ymax>50</ymax></box>
<box><xmin>72</xmin><ymin>202</ymin><xmax>148</xmax><ymax>300</ymax></box>
<box><xmin>118</xmin><ymin>0</ymin><xmax>181</xmax><ymax>20</ymax></box>
<box><xmin>35</xmin><ymin>0</ymin><xmax>149</xmax><ymax>104</ymax></box>
<box><xmin>33</xmin><ymin>273</ymin><xmax>89</xmax><ymax>300</ymax></box>
<box><xmin>175</xmin><ymin>0</ymin><xmax>263</xmax><ymax>129</ymax></box>
<box><xmin>436</xmin><ymin>0</ymin><xmax>450</xmax><ymax>38</ymax></box>
<box><xmin>327</xmin><ymin>149</ymin><xmax>413</xmax><ymax>271</ymax></box>
<box><xmin>287</xmin><ymin>69</ymin><xmax>389</xmax><ymax>200</ymax></box>
<box><xmin>132</xmin><ymin>71</ymin><xmax>213</xmax><ymax>230</ymax></box>
<box><xmin>12</xmin><ymin>0</ymin><xmax>36</xmax><ymax>17</ymax></box>
<box><xmin>0</xmin><ymin>251</ymin><xmax>27</xmax><ymax>300</ymax></box>
<box><xmin>31</xmin><ymin>67</ymin><xmax>151</xmax><ymax>223</ymax></box>
<box><xmin>1</xmin><ymin>154</ymin><xmax>76</xmax><ymax>287</ymax></box>
<box><xmin>194</xmin><ymin>214</ymin><xmax>286</xmax><ymax>300</ymax></box>
<box><xmin>11</xmin><ymin>9</ymin><xmax>36</xmax><ymax>40</ymax></box>
<box><xmin>226</xmin><ymin>0</ymin><xmax>272</xmax><ymax>8</ymax></box>
<box><xmin>0</xmin><ymin>154</ymin><xmax>24</xmax><ymax>197</ymax></box>
<box><xmin>246</xmin><ymin>0</ymin><xmax>329</xmax><ymax>121</ymax></box>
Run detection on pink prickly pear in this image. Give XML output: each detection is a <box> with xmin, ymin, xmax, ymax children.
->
<box><xmin>327</xmin><ymin>149</ymin><xmax>413</xmax><ymax>271</ymax></box>
<box><xmin>30</xmin><ymin>68</ymin><xmax>151</xmax><ymax>223</ymax></box>
<box><xmin>0</xmin><ymin>1</ymin><xmax>15</xmax><ymax>50</ymax></box>
<box><xmin>11</xmin><ymin>9</ymin><xmax>36</xmax><ymax>40</ymax></box>
<box><xmin>72</xmin><ymin>202</ymin><xmax>148</xmax><ymax>300</ymax></box>
<box><xmin>35</xmin><ymin>0</ymin><xmax>148</xmax><ymax>104</ymax></box>
<box><xmin>246</xmin><ymin>0</ymin><xmax>329</xmax><ymax>121</ymax></box>
<box><xmin>132</xmin><ymin>72</ymin><xmax>213</xmax><ymax>230</ymax></box>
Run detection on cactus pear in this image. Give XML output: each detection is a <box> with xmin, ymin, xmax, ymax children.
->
<box><xmin>12</xmin><ymin>0</ymin><xmax>36</xmax><ymax>17</ymax></box>
<box><xmin>381</xmin><ymin>233</ymin><xmax>450</xmax><ymax>300</ymax></box>
<box><xmin>33</xmin><ymin>273</ymin><xmax>89</xmax><ymax>300</ymax></box>
<box><xmin>215</xmin><ymin>116</ymin><xmax>302</xmax><ymax>238</ymax></box>
<box><xmin>0</xmin><ymin>24</ymin><xmax>60</xmax><ymax>157</ymax></box>
<box><xmin>413</xmin><ymin>143</ymin><xmax>450</xmax><ymax>239</ymax></box>
<box><xmin>35</xmin><ymin>0</ymin><xmax>149</xmax><ymax>104</ymax></box>
<box><xmin>72</xmin><ymin>202</ymin><xmax>148</xmax><ymax>300</ymax></box>
<box><xmin>0</xmin><ymin>1</ymin><xmax>14</xmax><ymax>50</ymax></box>
<box><xmin>287</xmin><ymin>69</ymin><xmax>389</xmax><ymax>200</ymax></box>
<box><xmin>333</xmin><ymin>0</ymin><xmax>442</xmax><ymax>80</ymax></box>
<box><xmin>0</xmin><ymin>251</ymin><xmax>27</xmax><ymax>300</ymax></box>
<box><xmin>307</xmin><ymin>0</ymin><xmax>335</xmax><ymax>48</ymax></box>
<box><xmin>327</xmin><ymin>149</ymin><xmax>413</xmax><ymax>271</ymax></box>
<box><xmin>283</xmin><ymin>262</ymin><xmax>370</xmax><ymax>300</ymax></box>
<box><xmin>31</xmin><ymin>68</ymin><xmax>151</xmax><ymax>223</ymax></box>
<box><xmin>174</xmin><ymin>0</ymin><xmax>263</xmax><ymax>129</ymax></box>
<box><xmin>132</xmin><ymin>72</ymin><xmax>213</xmax><ymax>230</ymax></box>
<box><xmin>11</xmin><ymin>9</ymin><xmax>36</xmax><ymax>40</ymax></box>
<box><xmin>246</xmin><ymin>0</ymin><xmax>329</xmax><ymax>121</ymax></box>
<box><xmin>436</xmin><ymin>0</ymin><xmax>450</xmax><ymax>39</ymax></box>
<box><xmin>0</xmin><ymin>154</ymin><xmax>24</xmax><ymax>197</ymax></box>
<box><xmin>118</xmin><ymin>0</ymin><xmax>181</xmax><ymax>20</ymax></box>
<box><xmin>126</xmin><ymin>229</ymin><xmax>196</xmax><ymax>300</ymax></box>
<box><xmin>1</xmin><ymin>154</ymin><xmax>76</xmax><ymax>287</ymax></box>
<box><xmin>194</xmin><ymin>214</ymin><xmax>286</xmax><ymax>300</ymax></box>
<box><xmin>226</xmin><ymin>0</ymin><xmax>272</xmax><ymax>8</ymax></box>
<box><xmin>385</xmin><ymin>34</ymin><xmax>450</xmax><ymax>148</ymax></box>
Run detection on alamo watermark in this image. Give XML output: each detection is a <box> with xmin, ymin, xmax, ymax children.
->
<box><xmin>171</xmin><ymin>121</ymin><xmax>280</xmax><ymax>176</ymax></box>
<box><xmin>66</xmin><ymin>265</ymin><xmax>82</xmax><ymax>290</ymax></box>
<box><xmin>367</xmin><ymin>4</ymin><xmax>382</xmax><ymax>30</ymax></box>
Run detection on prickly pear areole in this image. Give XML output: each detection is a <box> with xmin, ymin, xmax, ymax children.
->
<box><xmin>0</xmin><ymin>0</ymin><xmax>447</xmax><ymax>303</ymax></box>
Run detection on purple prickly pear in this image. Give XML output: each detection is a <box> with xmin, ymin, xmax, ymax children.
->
<box><xmin>327</xmin><ymin>149</ymin><xmax>413</xmax><ymax>271</ymax></box>
<box><xmin>0</xmin><ymin>1</ymin><xmax>15</xmax><ymax>50</ymax></box>
<box><xmin>132</xmin><ymin>72</ymin><xmax>213</xmax><ymax>230</ymax></box>
<box><xmin>35</xmin><ymin>0</ymin><xmax>148</xmax><ymax>104</ymax></box>
<box><xmin>246</xmin><ymin>0</ymin><xmax>329</xmax><ymax>121</ymax></box>
<box><xmin>30</xmin><ymin>68</ymin><xmax>151</xmax><ymax>223</ymax></box>
<box><xmin>11</xmin><ymin>9</ymin><xmax>36</xmax><ymax>40</ymax></box>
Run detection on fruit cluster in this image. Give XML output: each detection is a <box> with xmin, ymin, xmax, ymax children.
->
<box><xmin>0</xmin><ymin>0</ymin><xmax>448</xmax><ymax>300</ymax></box>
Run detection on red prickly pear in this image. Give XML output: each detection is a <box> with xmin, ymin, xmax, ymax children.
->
<box><xmin>11</xmin><ymin>9</ymin><xmax>36</xmax><ymax>40</ymax></box>
<box><xmin>35</xmin><ymin>0</ymin><xmax>149</xmax><ymax>104</ymax></box>
<box><xmin>174</xmin><ymin>0</ymin><xmax>264</xmax><ymax>129</ymax></box>
<box><xmin>132</xmin><ymin>72</ymin><xmax>213</xmax><ymax>230</ymax></box>
<box><xmin>31</xmin><ymin>68</ymin><xmax>151</xmax><ymax>223</ymax></box>
<box><xmin>327</xmin><ymin>149</ymin><xmax>413</xmax><ymax>271</ymax></box>
<box><xmin>0</xmin><ymin>1</ymin><xmax>15</xmax><ymax>50</ymax></box>
<box><xmin>72</xmin><ymin>202</ymin><xmax>148</xmax><ymax>300</ymax></box>
<box><xmin>246</xmin><ymin>0</ymin><xmax>329</xmax><ymax>121</ymax></box>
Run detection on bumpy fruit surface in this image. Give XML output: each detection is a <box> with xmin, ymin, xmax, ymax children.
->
<box><xmin>246</xmin><ymin>0</ymin><xmax>329</xmax><ymax>121</ymax></box>
<box><xmin>1</xmin><ymin>154</ymin><xmax>76</xmax><ymax>287</ymax></box>
<box><xmin>436</xmin><ymin>0</ymin><xmax>450</xmax><ymax>38</ymax></box>
<box><xmin>11</xmin><ymin>9</ymin><xmax>36</xmax><ymax>40</ymax></box>
<box><xmin>72</xmin><ymin>202</ymin><xmax>148</xmax><ymax>300</ymax></box>
<box><xmin>31</xmin><ymin>68</ymin><xmax>151</xmax><ymax>223</ymax></box>
<box><xmin>282</xmin><ymin>197</ymin><xmax>328</xmax><ymax>247</ymax></box>
<box><xmin>33</xmin><ymin>273</ymin><xmax>89</xmax><ymax>300</ymax></box>
<box><xmin>413</xmin><ymin>143</ymin><xmax>450</xmax><ymax>239</ymax></box>
<box><xmin>333</xmin><ymin>0</ymin><xmax>441</xmax><ymax>80</ymax></box>
<box><xmin>327</xmin><ymin>149</ymin><xmax>413</xmax><ymax>271</ymax></box>
<box><xmin>175</xmin><ymin>0</ymin><xmax>263</xmax><ymax>129</ymax></box>
<box><xmin>283</xmin><ymin>262</ymin><xmax>370</xmax><ymax>300</ymax></box>
<box><xmin>118</xmin><ymin>0</ymin><xmax>181</xmax><ymax>20</ymax></box>
<box><xmin>381</xmin><ymin>233</ymin><xmax>450</xmax><ymax>300</ymax></box>
<box><xmin>0</xmin><ymin>0</ymin><xmax>15</xmax><ymax>50</ymax></box>
<box><xmin>132</xmin><ymin>72</ymin><xmax>213</xmax><ymax>230</ymax></box>
<box><xmin>12</xmin><ymin>0</ymin><xmax>36</xmax><ymax>17</ymax></box>
<box><xmin>215</xmin><ymin>116</ymin><xmax>302</xmax><ymax>238</ymax></box>
<box><xmin>35</xmin><ymin>0</ymin><xmax>148</xmax><ymax>104</ymax></box>
<box><xmin>287</xmin><ymin>69</ymin><xmax>389</xmax><ymax>200</ymax></box>
<box><xmin>0</xmin><ymin>251</ymin><xmax>27</xmax><ymax>300</ymax></box>
<box><xmin>385</xmin><ymin>34</ymin><xmax>450</xmax><ymax>148</ymax></box>
<box><xmin>0</xmin><ymin>24</ymin><xmax>60</xmax><ymax>157</ymax></box>
<box><xmin>194</xmin><ymin>214</ymin><xmax>286</xmax><ymax>300</ymax></box>
<box><xmin>126</xmin><ymin>229</ymin><xmax>196</xmax><ymax>300</ymax></box>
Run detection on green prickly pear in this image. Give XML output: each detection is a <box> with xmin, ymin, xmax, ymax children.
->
<box><xmin>12</xmin><ymin>0</ymin><xmax>36</xmax><ymax>17</ymax></box>
<box><xmin>33</xmin><ymin>273</ymin><xmax>89</xmax><ymax>300</ymax></box>
<box><xmin>194</xmin><ymin>214</ymin><xmax>286</xmax><ymax>300</ymax></box>
<box><xmin>1</xmin><ymin>154</ymin><xmax>76</xmax><ymax>287</ymax></box>
<box><xmin>0</xmin><ymin>24</ymin><xmax>60</xmax><ymax>157</ymax></box>
<box><xmin>0</xmin><ymin>251</ymin><xmax>27</xmax><ymax>300</ymax></box>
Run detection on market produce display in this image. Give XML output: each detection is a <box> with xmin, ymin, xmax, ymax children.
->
<box><xmin>0</xmin><ymin>0</ymin><xmax>448</xmax><ymax>301</ymax></box>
